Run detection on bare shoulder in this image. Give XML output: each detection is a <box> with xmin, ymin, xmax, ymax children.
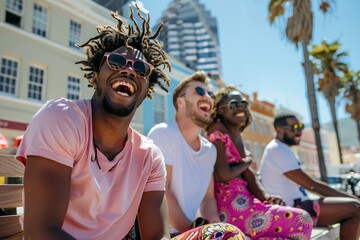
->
<box><xmin>207</xmin><ymin>121</ymin><xmax>228</xmax><ymax>135</ymax></box>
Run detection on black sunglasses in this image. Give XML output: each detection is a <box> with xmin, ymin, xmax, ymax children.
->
<box><xmin>194</xmin><ymin>86</ymin><xmax>214</xmax><ymax>98</ymax></box>
<box><xmin>180</xmin><ymin>86</ymin><xmax>214</xmax><ymax>98</ymax></box>
<box><xmin>281</xmin><ymin>123</ymin><xmax>304</xmax><ymax>134</ymax></box>
<box><xmin>103</xmin><ymin>52</ymin><xmax>154</xmax><ymax>77</ymax></box>
<box><xmin>219</xmin><ymin>100</ymin><xmax>248</xmax><ymax>110</ymax></box>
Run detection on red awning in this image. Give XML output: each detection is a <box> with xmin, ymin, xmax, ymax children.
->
<box><xmin>0</xmin><ymin>132</ymin><xmax>9</xmax><ymax>149</ymax></box>
<box><xmin>12</xmin><ymin>135</ymin><xmax>23</xmax><ymax>148</ymax></box>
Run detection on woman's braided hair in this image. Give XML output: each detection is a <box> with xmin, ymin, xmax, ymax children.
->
<box><xmin>75</xmin><ymin>4</ymin><xmax>171</xmax><ymax>99</ymax></box>
<box><xmin>210</xmin><ymin>85</ymin><xmax>252</xmax><ymax>133</ymax></box>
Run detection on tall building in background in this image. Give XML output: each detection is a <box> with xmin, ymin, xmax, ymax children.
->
<box><xmin>92</xmin><ymin>0</ymin><xmax>130</xmax><ymax>15</ymax></box>
<box><xmin>156</xmin><ymin>0</ymin><xmax>222</xmax><ymax>80</ymax></box>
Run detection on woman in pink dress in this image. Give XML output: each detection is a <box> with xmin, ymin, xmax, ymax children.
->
<box><xmin>206</xmin><ymin>86</ymin><xmax>313</xmax><ymax>239</ymax></box>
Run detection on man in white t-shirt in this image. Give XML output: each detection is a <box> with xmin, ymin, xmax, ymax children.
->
<box><xmin>148</xmin><ymin>72</ymin><xmax>221</xmax><ymax>235</ymax></box>
<box><xmin>260</xmin><ymin>113</ymin><xmax>360</xmax><ymax>240</ymax></box>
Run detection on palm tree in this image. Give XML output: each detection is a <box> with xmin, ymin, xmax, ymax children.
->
<box><xmin>342</xmin><ymin>71</ymin><xmax>360</xmax><ymax>144</ymax></box>
<box><xmin>310</xmin><ymin>40</ymin><xmax>348</xmax><ymax>164</ymax></box>
<box><xmin>268</xmin><ymin>0</ymin><xmax>332</xmax><ymax>182</ymax></box>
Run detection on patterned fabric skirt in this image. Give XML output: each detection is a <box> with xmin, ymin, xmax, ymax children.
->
<box><xmin>172</xmin><ymin>223</ymin><xmax>246</xmax><ymax>240</ymax></box>
<box><xmin>123</xmin><ymin>221</ymin><xmax>245</xmax><ymax>240</ymax></box>
<box><xmin>215</xmin><ymin>178</ymin><xmax>313</xmax><ymax>240</ymax></box>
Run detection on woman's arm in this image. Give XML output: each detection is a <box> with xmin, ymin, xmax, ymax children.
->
<box><xmin>212</xmin><ymin>140</ymin><xmax>251</xmax><ymax>182</ymax></box>
<box><xmin>242</xmin><ymin>167</ymin><xmax>269</xmax><ymax>202</ymax></box>
<box><xmin>242</xmin><ymin>158</ymin><xmax>285</xmax><ymax>205</ymax></box>
<box><xmin>207</xmin><ymin>123</ymin><xmax>251</xmax><ymax>183</ymax></box>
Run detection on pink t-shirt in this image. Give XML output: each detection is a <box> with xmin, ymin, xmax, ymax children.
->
<box><xmin>16</xmin><ymin>98</ymin><xmax>166</xmax><ymax>239</ymax></box>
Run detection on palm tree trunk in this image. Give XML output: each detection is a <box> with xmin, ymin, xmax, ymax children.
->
<box><xmin>353</xmin><ymin>91</ymin><xmax>360</xmax><ymax>145</ymax></box>
<box><xmin>329</xmin><ymin>101</ymin><xmax>344</xmax><ymax>164</ymax></box>
<box><xmin>357</xmin><ymin>120</ymin><xmax>360</xmax><ymax>144</ymax></box>
<box><xmin>301</xmin><ymin>39</ymin><xmax>328</xmax><ymax>183</ymax></box>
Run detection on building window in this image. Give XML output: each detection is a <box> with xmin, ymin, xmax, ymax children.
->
<box><xmin>253</xmin><ymin>142</ymin><xmax>259</xmax><ymax>160</ymax></box>
<box><xmin>0</xmin><ymin>57</ymin><xmax>18</xmax><ymax>96</ymax></box>
<box><xmin>245</xmin><ymin>141</ymin><xmax>252</xmax><ymax>152</ymax></box>
<box><xmin>28</xmin><ymin>66</ymin><xmax>44</xmax><ymax>101</ymax></box>
<box><xmin>69</xmin><ymin>20</ymin><xmax>81</xmax><ymax>49</ymax></box>
<box><xmin>32</xmin><ymin>3</ymin><xmax>48</xmax><ymax>37</ymax></box>
<box><xmin>154</xmin><ymin>93</ymin><xmax>166</xmax><ymax>124</ymax></box>
<box><xmin>67</xmin><ymin>76</ymin><xmax>80</xmax><ymax>100</ymax></box>
<box><xmin>259</xmin><ymin>121</ymin><xmax>264</xmax><ymax>135</ymax></box>
<box><xmin>252</xmin><ymin>118</ymin><xmax>257</xmax><ymax>132</ymax></box>
<box><xmin>5</xmin><ymin>0</ymin><xmax>23</xmax><ymax>27</ymax></box>
<box><xmin>266</xmin><ymin>123</ymin><xmax>271</xmax><ymax>135</ymax></box>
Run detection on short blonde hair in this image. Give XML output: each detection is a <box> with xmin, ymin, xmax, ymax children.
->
<box><xmin>172</xmin><ymin>71</ymin><xmax>209</xmax><ymax>111</ymax></box>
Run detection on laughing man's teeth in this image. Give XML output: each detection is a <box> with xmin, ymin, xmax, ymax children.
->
<box><xmin>236</xmin><ymin>112</ymin><xmax>245</xmax><ymax>117</ymax></box>
<box><xmin>111</xmin><ymin>80</ymin><xmax>135</xmax><ymax>94</ymax></box>
<box><xmin>199</xmin><ymin>103</ymin><xmax>210</xmax><ymax>111</ymax></box>
<box><xmin>117</xmin><ymin>91</ymin><xmax>129</xmax><ymax>97</ymax></box>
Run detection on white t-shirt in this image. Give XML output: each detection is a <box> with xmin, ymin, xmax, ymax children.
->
<box><xmin>259</xmin><ymin>139</ymin><xmax>309</xmax><ymax>206</ymax></box>
<box><xmin>148</xmin><ymin>121</ymin><xmax>216</xmax><ymax>222</ymax></box>
<box><xmin>16</xmin><ymin>98</ymin><xmax>166</xmax><ymax>240</ymax></box>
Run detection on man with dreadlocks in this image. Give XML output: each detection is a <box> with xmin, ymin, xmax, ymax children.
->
<box><xmin>16</xmin><ymin>5</ymin><xmax>172</xmax><ymax>239</ymax></box>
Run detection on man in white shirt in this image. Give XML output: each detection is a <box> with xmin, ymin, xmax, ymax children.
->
<box><xmin>148</xmin><ymin>72</ymin><xmax>228</xmax><ymax>236</ymax></box>
<box><xmin>260</xmin><ymin>113</ymin><xmax>360</xmax><ymax>240</ymax></box>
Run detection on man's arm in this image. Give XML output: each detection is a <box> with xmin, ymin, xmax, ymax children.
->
<box><xmin>137</xmin><ymin>191</ymin><xmax>170</xmax><ymax>240</ymax></box>
<box><xmin>24</xmin><ymin>156</ymin><xmax>74</xmax><ymax>240</ymax></box>
<box><xmin>199</xmin><ymin>175</ymin><xmax>220</xmax><ymax>223</ymax></box>
<box><xmin>284</xmin><ymin>169</ymin><xmax>357</xmax><ymax>198</ymax></box>
<box><xmin>165</xmin><ymin>165</ymin><xmax>192</xmax><ymax>232</ymax></box>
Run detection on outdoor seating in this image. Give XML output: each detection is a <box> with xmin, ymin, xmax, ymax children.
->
<box><xmin>311</xmin><ymin>223</ymin><xmax>340</xmax><ymax>240</ymax></box>
<box><xmin>0</xmin><ymin>154</ymin><xmax>24</xmax><ymax>239</ymax></box>
<box><xmin>0</xmin><ymin>153</ymin><xmax>340</xmax><ymax>239</ymax></box>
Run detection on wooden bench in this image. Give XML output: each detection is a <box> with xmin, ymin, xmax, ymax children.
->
<box><xmin>0</xmin><ymin>154</ymin><xmax>24</xmax><ymax>239</ymax></box>
<box><xmin>311</xmin><ymin>224</ymin><xmax>340</xmax><ymax>240</ymax></box>
<box><xmin>0</xmin><ymin>153</ymin><xmax>340</xmax><ymax>240</ymax></box>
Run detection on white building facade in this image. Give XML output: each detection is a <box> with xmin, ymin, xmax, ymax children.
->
<box><xmin>0</xmin><ymin>0</ymin><xmax>195</xmax><ymax>147</ymax></box>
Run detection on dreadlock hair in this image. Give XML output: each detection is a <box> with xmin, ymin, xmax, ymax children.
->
<box><xmin>172</xmin><ymin>71</ymin><xmax>209</xmax><ymax>111</ymax></box>
<box><xmin>208</xmin><ymin>85</ymin><xmax>252</xmax><ymax>133</ymax></box>
<box><xmin>75</xmin><ymin>4</ymin><xmax>171</xmax><ymax>99</ymax></box>
<box><xmin>274</xmin><ymin>113</ymin><xmax>297</xmax><ymax>129</ymax></box>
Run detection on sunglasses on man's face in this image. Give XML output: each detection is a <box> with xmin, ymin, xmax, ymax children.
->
<box><xmin>103</xmin><ymin>52</ymin><xmax>154</xmax><ymax>77</ymax></box>
<box><xmin>192</xmin><ymin>86</ymin><xmax>214</xmax><ymax>98</ymax></box>
<box><xmin>219</xmin><ymin>100</ymin><xmax>248</xmax><ymax>111</ymax></box>
<box><xmin>281</xmin><ymin>123</ymin><xmax>304</xmax><ymax>134</ymax></box>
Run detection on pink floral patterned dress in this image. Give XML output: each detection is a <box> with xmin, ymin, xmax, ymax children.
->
<box><xmin>208</xmin><ymin>131</ymin><xmax>313</xmax><ymax>240</ymax></box>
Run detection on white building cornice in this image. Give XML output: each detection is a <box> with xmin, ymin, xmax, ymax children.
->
<box><xmin>1</xmin><ymin>22</ymin><xmax>84</xmax><ymax>58</ymax></box>
<box><xmin>44</xmin><ymin>0</ymin><xmax>128</xmax><ymax>26</ymax></box>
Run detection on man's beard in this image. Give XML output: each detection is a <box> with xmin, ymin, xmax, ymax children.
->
<box><xmin>97</xmin><ymin>88</ymin><xmax>135</xmax><ymax>117</ymax></box>
<box><xmin>282</xmin><ymin>132</ymin><xmax>297</xmax><ymax>146</ymax></box>
<box><xmin>185</xmin><ymin>99</ymin><xmax>211</xmax><ymax>128</ymax></box>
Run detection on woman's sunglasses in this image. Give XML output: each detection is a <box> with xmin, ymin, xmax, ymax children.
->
<box><xmin>281</xmin><ymin>123</ymin><xmax>304</xmax><ymax>134</ymax></box>
<box><xmin>103</xmin><ymin>52</ymin><xmax>154</xmax><ymax>77</ymax></box>
<box><xmin>219</xmin><ymin>100</ymin><xmax>248</xmax><ymax>111</ymax></box>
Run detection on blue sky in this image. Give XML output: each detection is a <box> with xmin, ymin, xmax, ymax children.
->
<box><xmin>141</xmin><ymin>0</ymin><xmax>360</xmax><ymax>125</ymax></box>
